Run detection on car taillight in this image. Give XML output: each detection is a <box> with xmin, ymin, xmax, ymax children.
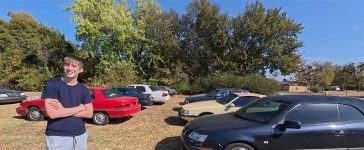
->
<box><xmin>162</xmin><ymin>92</ymin><xmax>168</xmax><ymax>97</ymax></box>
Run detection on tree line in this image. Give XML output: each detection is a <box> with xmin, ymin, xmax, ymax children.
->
<box><xmin>0</xmin><ymin>0</ymin><xmax>328</xmax><ymax>94</ymax></box>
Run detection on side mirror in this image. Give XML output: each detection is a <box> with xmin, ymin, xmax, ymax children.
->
<box><xmin>224</xmin><ymin>103</ymin><xmax>235</xmax><ymax>111</ymax></box>
<box><xmin>281</xmin><ymin>120</ymin><xmax>301</xmax><ymax>129</ymax></box>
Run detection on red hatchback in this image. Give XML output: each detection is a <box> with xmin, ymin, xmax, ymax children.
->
<box><xmin>16</xmin><ymin>87</ymin><xmax>141</xmax><ymax>125</ymax></box>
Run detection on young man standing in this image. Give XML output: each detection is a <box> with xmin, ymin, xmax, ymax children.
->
<box><xmin>41</xmin><ymin>55</ymin><xmax>93</xmax><ymax>150</ymax></box>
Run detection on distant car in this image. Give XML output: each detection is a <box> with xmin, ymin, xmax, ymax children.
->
<box><xmin>113</xmin><ymin>87</ymin><xmax>153</xmax><ymax>106</ymax></box>
<box><xmin>0</xmin><ymin>86</ymin><xmax>27</xmax><ymax>104</ymax></box>
<box><xmin>128</xmin><ymin>84</ymin><xmax>171</xmax><ymax>103</ymax></box>
<box><xmin>179</xmin><ymin>93</ymin><xmax>265</xmax><ymax>121</ymax></box>
<box><xmin>184</xmin><ymin>88</ymin><xmax>249</xmax><ymax>104</ymax></box>
<box><xmin>157</xmin><ymin>86</ymin><xmax>177</xmax><ymax>96</ymax></box>
<box><xmin>16</xmin><ymin>87</ymin><xmax>141</xmax><ymax>125</ymax></box>
<box><xmin>181</xmin><ymin>95</ymin><xmax>364</xmax><ymax>150</ymax></box>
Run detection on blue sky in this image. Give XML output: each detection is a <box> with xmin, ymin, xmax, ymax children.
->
<box><xmin>1</xmin><ymin>0</ymin><xmax>363</xmax><ymax>66</ymax></box>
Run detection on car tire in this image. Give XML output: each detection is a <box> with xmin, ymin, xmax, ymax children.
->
<box><xmin>224</xmin><ymin>143</ymin><xmax>254</xmax><ymax>150</ymax></box>
<box><xmin>27</xmin><ymin>107</ymin><xmax>44</xmax><ymax>121</ymax></box>
<box><xmin>92</xmin><ymin>112</ymin><xmax>109</xmax><ymax>125</ymax></box>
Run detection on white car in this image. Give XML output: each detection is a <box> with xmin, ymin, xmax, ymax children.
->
<box><xmin>128</xmin><ymin>84</ymin><xmax>171</xmax><ymax>103</ymax></box>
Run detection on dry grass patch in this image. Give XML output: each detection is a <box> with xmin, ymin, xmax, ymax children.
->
<box><xmin>0</xmin><ymin>95</ymin><xmax>187</xmax><ymax>150</ymax></box>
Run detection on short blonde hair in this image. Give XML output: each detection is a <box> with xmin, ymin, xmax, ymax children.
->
<box><xmin>64</xmin><ymin>55</ymin><xmax>84</xmax><ymax>68</ymax></box>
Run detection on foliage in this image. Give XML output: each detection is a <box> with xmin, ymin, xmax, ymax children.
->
<box><xmin>240</xmin><ymin>74</ymin><xmax>280</xmax><ymax>95</ymax></box>
<box><xmin>309</xmin><ymin>86</ymin><xmax>321</xmax><ymax>93</ymax></box>
<box><xmin>0</xmin><ymin>12</ymin><xmax>76</xmax><ymax>91</ymax></box>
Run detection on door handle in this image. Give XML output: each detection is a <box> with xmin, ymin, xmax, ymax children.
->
<box><xmin>333</xmin><ymin>130</ymin><xmax>345</xmax><ymax>136</ymax></box>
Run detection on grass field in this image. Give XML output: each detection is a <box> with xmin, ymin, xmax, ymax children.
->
<box><xmin>0</xmin><ymin>95</ymin><xmax>187</xmax><ymax>150</ymax></box>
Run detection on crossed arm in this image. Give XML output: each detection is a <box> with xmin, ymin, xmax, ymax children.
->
<box><xmin>45</xmin><ymin>99</ymin><xmax>93</xmax><ymax>119</ymax></box>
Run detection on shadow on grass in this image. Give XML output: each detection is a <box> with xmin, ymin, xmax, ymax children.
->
<box><xmin>179</xmin><ymin>102</ymin><xmax>185</xmax><ymax>105</ymax></box>
<box><xmin>0</xmin><ymin>101</ymin><xmax>21</xmax><ymax>105</ymax></box>
<box><xmin>155</xmin><ymin>136</ymin><xmax>181</xmax><ymax>150</ymax></box>
<box><xmin>153</xmin><ymin>102</ymin><xmax>165</xmax><ymax>106</ymax></box>
<box><xmin>164</xmin><ymin>116</ymin><xmax>187</xmax><ymax>126</ymax></box>
<box><xmin>172</xmin><ymin>107</ymin><xmax>181</xmax><ymax>112</ymax></box>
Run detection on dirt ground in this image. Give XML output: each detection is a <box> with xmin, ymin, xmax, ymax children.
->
<box><xmin>0</xmin><ymin>95</ymin><xmax>187</xmax><ymax>150</ymax></box>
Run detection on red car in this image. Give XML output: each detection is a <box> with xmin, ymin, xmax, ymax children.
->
<box><xmin>16</xmin><ymin>87</ymin><xmax>141</xmax><ymax>125</ymax></box>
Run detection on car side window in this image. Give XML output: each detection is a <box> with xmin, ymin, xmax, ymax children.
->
<box><xmin>339</xmin><ymin>104</ymin><xmax>364</xmax><ymax>122</ymax></box>
<box><xmin>232</xmin><ymin>96</ymin><xmax>259</xmax><ymax>107</ymax></box>
<box><xmin>89</xmin><ymin>90</ymin><xmax>95</xmax><ymax>100</ymax></box>
<box><xmin>136</xmin><ymin>86</ymin><xmax>146</xmax><ymax>92</ymax></box>
<box><xmin>285</xmin><ymin>104</ymin><xmax>339</xmax><ymax>125</ymax></box>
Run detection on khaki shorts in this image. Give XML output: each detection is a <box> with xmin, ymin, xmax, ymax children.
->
<box><xmin>46</xmin><ymin>132</ymin><xmax>88</xmax><ymax>150</ymax></box>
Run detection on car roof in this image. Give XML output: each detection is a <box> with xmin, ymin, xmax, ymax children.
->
<box><xmin>266</xmin><ymin>95</ymin><xmax>364</xmax><ymax>112</ymax></box>
<box><xmin>233</xmin><ymin>93</ymin><xmax>266</xmax><ymax>98</ymax></box>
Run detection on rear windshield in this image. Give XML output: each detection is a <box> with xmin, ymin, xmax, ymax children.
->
<box><xmin>101</xmin><ymin>89</ymin><xmax>123</xmax><ymax>98</ymax></box>
<box><xmin>150</xmin><ymin>86</ymin><xmax>160</xmax><ymax>91</ymax></box>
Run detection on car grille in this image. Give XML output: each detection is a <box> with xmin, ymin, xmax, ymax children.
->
<box><xmin>7</xmin><ymin>93</ymin><xmax>21</xmax><ymax>97</ymax></box>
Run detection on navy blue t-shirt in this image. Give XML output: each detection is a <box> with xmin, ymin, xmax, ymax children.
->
<box><xmin>41</xmin><ymin>77</ymin><xmax>92</xmax><ymax>136</ymax></box>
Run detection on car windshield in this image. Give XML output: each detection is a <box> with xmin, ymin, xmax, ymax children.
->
<box><xmin>216</xmin><ymin>94</ymin><xmax>238</xmax><ymax>104</ymax></box>
<box><xmin>101</xmin><ymin>89</ymin><xmax>123</xmax><ymax>98</ymax></box>
<box><xmin>233</xmin><ymin>99</ymin><xmax>290</xmax><ymax>124</ymax></box>
<box><xmin>129</xmin><ymin>88</ymin><xmax>143</xmax><ymax>94</ymax></box>
<box><xmin>206</xmin><ymin>90</ymin><xmax>220</xmax><ymax>97</ymax></box>
<box><xmin>150</xmin><ymin>86</ymin><xmax>160</xmax><ymax>91</ymax></box>
<box><xmin>158</xmin><ymin>86</ymin><xmax>168</xmax><ymax>90</ymax></box>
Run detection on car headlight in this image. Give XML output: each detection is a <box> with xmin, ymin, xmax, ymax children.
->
<box><xmin>188</xmin><ymin>131</ymin><xmax>208</xmax><ymax>142</ymax></box>
<box><xmin>20</xmin><ymin>93</ymin><xmax>26</xmax><ymax>96</ymax></box>
<box><xmin>0</xmin><ymin>94</ymin><xmax>8</xmax><ymax>97</ymax></box>
<box><xmin>180</xmin><ymin>108</ymin><xmax>189</xmax><ymax>115</ymax></box>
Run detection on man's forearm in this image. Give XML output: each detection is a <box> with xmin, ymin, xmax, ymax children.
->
<box><xmin>52</xmin><ymin>107</ymin><xmax>83</xmax><ymax>118</ymax></box>
<box><xmin>73</xmin><ymin>110</ymin><xmax>93</xmax><ymax>118</ymax></box>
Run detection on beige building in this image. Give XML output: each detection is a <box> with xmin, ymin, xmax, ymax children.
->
<box><xmin>281</xmin><ymin>81</ymin><xmax>309</xmax><ymax>93</ymax></box>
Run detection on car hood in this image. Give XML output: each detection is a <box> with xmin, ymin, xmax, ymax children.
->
<box><xmin>187</xmin><ymin>113</ymin><xmax>261</xmax><ymax>133</ymax></box>
<box><xmin>182</xmin><ymin>101</ymin><xmax>222</xmax><ymax>110</ymax></box>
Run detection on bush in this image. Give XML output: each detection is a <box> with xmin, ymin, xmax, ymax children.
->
<box><xmin>240</xmin><ymin>74</ymin><xmax>280</xmax><ymax>95</ymax></box>
<box><xmin>310</xmin><ymin>86</ymin><xmax>321</xmax><ymax>93</ymax></box>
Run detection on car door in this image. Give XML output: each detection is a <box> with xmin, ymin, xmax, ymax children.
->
<box><xmin>270</xmin><ymin>103</ymin><xmax>348</xmax><ymax>150</ymax></box>
<box><xmin>338</xmin><ymin>104</ymin><xmax>364</xmax><ymax>149</ymax></box>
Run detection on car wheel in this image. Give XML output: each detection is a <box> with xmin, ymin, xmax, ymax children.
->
<box><xmin>224</xmin><ymin>143</ymin><xmax>254</xmax><ymax>150</ymax></box>
<box><xmin>27</xmin><ymin>107</ymin><xmax>44</xmax><ymax>121</ymax></box>
<box><xmin>92</xmin><ymin>112</ymin><xmax>109</xmax><ymax>125</ymax></box>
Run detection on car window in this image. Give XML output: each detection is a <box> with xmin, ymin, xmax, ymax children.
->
<box><xmin>89</xmin><ymin>90</ymin><xmax>95</xmax><ymax>100</ymax></box>
<box><xmin>285</xmin><ymin>104</ymin><xmax>339</xmax><ymax>125</ymax></box>
<box><xmin>339</xmin><ymin>104</ymin><xmax>364</xmax><ymax>122</ymax></box>
<box><xmin>101</xmin><ymin>89</ymin><xmax>123</xmax><ymax>98</ymax></box>
<box><xmin>115</xmin><ymin>88</ymin><xmax>126</xmax><ymax>95</ymax></box>
<box><xmin>234</xmin><ymin>99</ymin><xmax>290</xmax><ymax>123</ymax></box>
<box><xmin>136</xmin><ymin>86</ymin><xmax>146</xmax><ymax>92</ymax></box>
<box><xmin>216</xmin><ymin>94</ymin><xmax>238</xmax><ymax>104</ymax></box>
<box><xmin>130</xmin><ymin>88</ymin><xmax>143</xmax><ymax>94</ymax></box>
<box><xmin>150</xmin><ymin>86</ymin><xmax>159</xmax><ymax>91</ymax></box>
<box><xmin>232</xmin><ymin>96</ymin><xmax>259</xmax><ymax>107</ymax></box>
<box><xmin>207</xmin><ymin>90</ymin><xmax>219</xmax><ymax>97</ymax></box>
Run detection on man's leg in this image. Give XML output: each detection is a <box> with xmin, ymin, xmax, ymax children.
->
<box><xmin>46</xmin><ymin>135</ymin><xmax>74</xmax><ymax>150</ymax></box>
<box><xmin>74</xmin><ymin>132</ymin><xmax>88</xmax><ymax>150</ymax></box>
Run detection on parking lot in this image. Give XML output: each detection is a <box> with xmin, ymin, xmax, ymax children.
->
<box><xmin>0</xmin><ymin>95</ymin><xmax>187</xmax><ymax>150</ymax></box>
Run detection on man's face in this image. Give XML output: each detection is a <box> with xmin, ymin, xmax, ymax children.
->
<box><xmin>63</xmin><ymin>60</ymin><xmax>83</xmax><ymax>78</ymax></box>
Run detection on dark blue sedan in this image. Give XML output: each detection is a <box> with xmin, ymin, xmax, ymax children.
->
<box><xmin>113</xmin><ymin>87</ymin><xmax>153</xmax><ymax>106</ymax></box>
<box><xmin>181</xmin><ymin>95</ymin><xmax>364</xmax><ymax>150</ymax></box>
<box><xmin>184</xmin><ymin>89</ymin><xmax>249</xmax><ymax>104</ymax></box>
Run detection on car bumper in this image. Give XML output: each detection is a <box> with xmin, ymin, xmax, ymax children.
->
<box><xmin>181</xmin><ymin>134</ymin><xmax>222</xmax><ymax>150</ymax></box>
<box><xmin>153</xmin><ymin>96</ymin><xmax>171</xmax><ymax>102</ymax></box>
<box><xmin>138</xmin><ymin>100</ymin><xmax>154</xmax><ymax>106</ymax></box>
<box><xmin>0</xmin><ymin>96</ymin><xmax>26</xmax><ymax>104</ymax></box>
<box><xmin>16</xmin><ymin>106</ymin><xmax>28</xmax><ymax>116</ymax></box>
<box><xmin>106</xmin><ymin>104</ymin><xmax>141</xmax><ymax>118</ymax></box>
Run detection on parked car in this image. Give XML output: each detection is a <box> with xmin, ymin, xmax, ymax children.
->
<box><xmin>0</xmin><ymin>86</ymin><xmax>27</xmax><ymax>104</ymax></box>
<box><xmin>179</xmin><ymin>93</ymin><xmax>265</xmax><ymax>121</ymax></box>
<box><xmin>184</xmin><ymin>88</ymin><xmax>249</xmax><ymax>104</ymax></box>
<box><xmin>113</xmin><ymin>87</ymin><xmax>154</xmax><ymax>106</ymax></box>
<box><xmin>157</xmin><ymin>86</ymin><xmax>177</xmax><ymax>96</ymax></box>
<box><xmin>128</xmin><ymin>84</ymin><xmax>171</xmax><ymax>103</ymax></box>
<box><xmin>16</xmin><ymin>87</ymin><xmax>141</xmax><ymax>125</ymax></box>
<box><xmin>181</xmin><ymin>95</ymin><xmax>364</xmax><ymax>150</ymax></box>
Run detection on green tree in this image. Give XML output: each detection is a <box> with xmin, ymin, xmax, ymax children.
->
<box><xmin>0</xmin><ymin>12</ymin><xmax>77</xmax><ymax>90</ymax></box>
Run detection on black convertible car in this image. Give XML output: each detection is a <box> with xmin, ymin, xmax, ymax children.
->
<box><xmin>182</xmin><ymin>95</ymin><xmax>364</xmax><ymax>150</ymax></box>
<box><xmin>0</xmin><ymin>86</ymin><xmax>26</xmax><ymax>104</ymax></box>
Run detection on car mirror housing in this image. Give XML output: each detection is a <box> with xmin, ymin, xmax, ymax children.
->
<box><xmin>282</xmin><ymin>120</ymin><xmax>301</xmax><ymax>129</ymax></box>
<box><xmin>224</xmin><ymin>103</ymin><xmax>235</xmax><ymax>111</ymax></box>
